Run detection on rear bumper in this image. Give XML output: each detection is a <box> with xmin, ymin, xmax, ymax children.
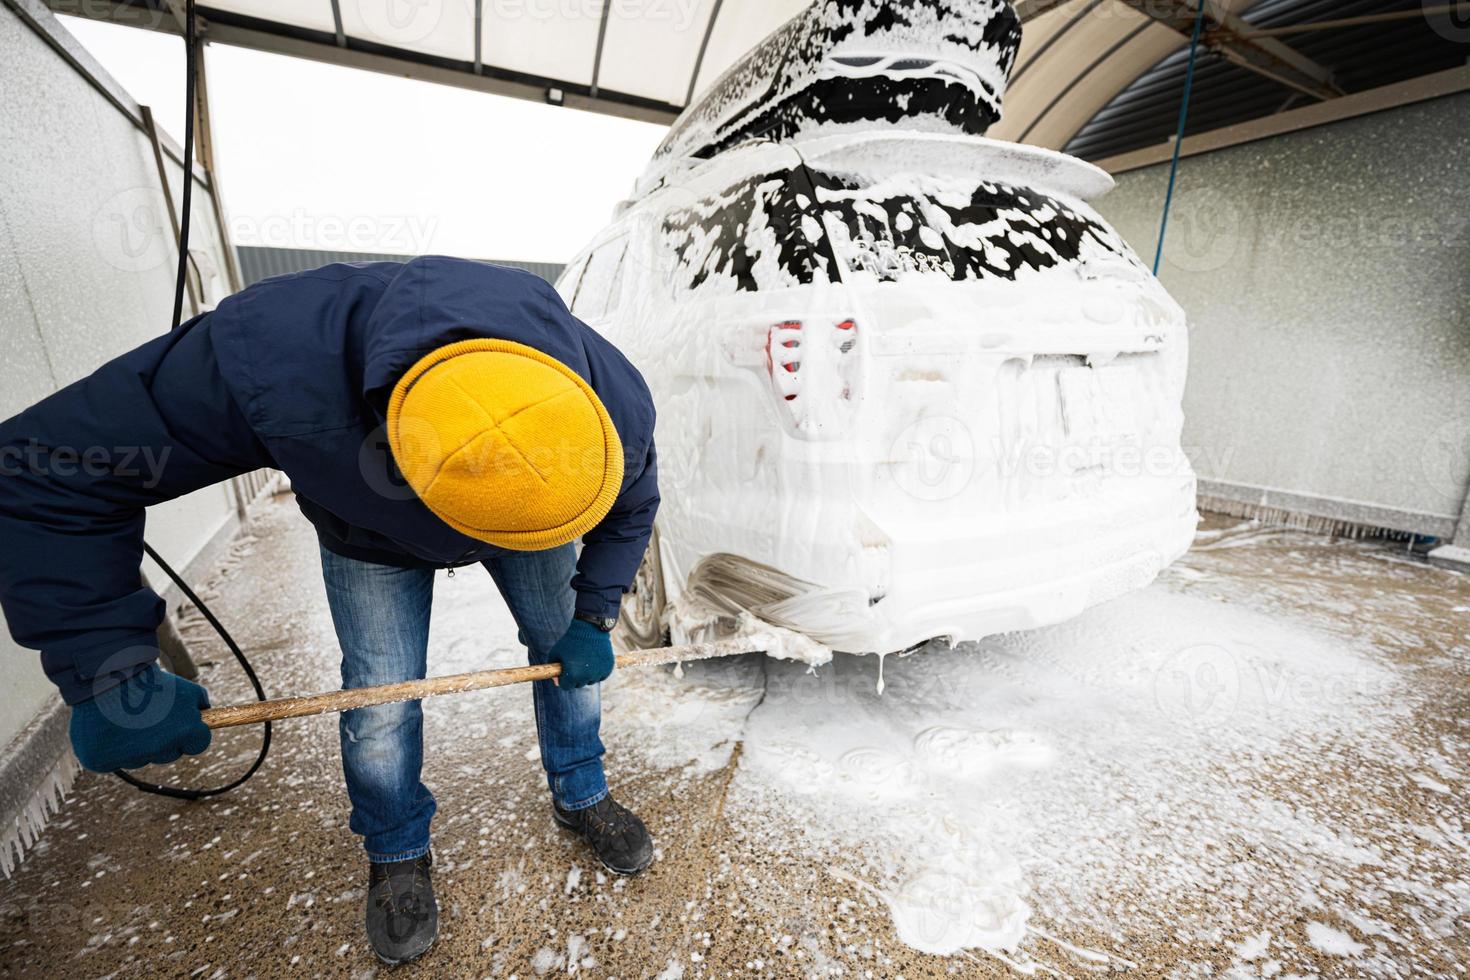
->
<box><xmin>791</xmin><ymin>476</ymin><xmax>1199</xmax><ymax>653</ymax></box>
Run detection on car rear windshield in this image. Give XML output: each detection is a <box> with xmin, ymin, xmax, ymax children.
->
<box><xmin>659</xmin><ymin>165</ymin><xmax>1133</xmax><ymax>294</ymax></box>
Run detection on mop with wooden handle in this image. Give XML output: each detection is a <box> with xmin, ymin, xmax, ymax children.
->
<box><xmin>201</xmin><ymin>637</ymin><xmax>761</xmax><ymax>730</ymax></box>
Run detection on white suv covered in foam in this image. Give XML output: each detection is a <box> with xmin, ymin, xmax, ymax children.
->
<box><xmin>557</xmin><ymin>129</ymin><xmax>1197</xmax><ymax>657</ymax></box>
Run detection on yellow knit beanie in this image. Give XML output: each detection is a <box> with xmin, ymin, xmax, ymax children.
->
<box><xmin>387</xmin><ymin>339</ymin><xmax>624</xmax><ymax>550</ymax></box>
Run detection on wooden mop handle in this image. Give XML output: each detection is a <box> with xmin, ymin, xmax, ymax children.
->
<box><xmin>201</xmin><ymin>637</ymin><xmax>762</xmax><ymax>730</ymax></box>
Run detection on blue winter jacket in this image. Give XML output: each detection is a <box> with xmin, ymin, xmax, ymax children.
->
<box><xmin>0</xmin><ymin>258</ymin><xmax>658</xmax><ymax>704</ymax></box>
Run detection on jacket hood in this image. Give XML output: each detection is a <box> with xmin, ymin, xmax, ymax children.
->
<box><xmin>360</xmin><ymin>256</ymin><xmax>595</xmax><ymax>415</ymax></box>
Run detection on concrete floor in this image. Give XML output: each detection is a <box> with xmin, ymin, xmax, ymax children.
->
<box><xmin>1</xmin><ymin>496</ymin><xmax>1466</xmax><ymax>978</ymax></box>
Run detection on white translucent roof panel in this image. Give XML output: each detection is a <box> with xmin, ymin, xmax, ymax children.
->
<box><xmin>689</xmin><ymin>0</ymin><xmax>810</xmax><ymax>100</ymax></box>
<box><xmin>596</xmin><ymin>0</ymin><xmax>722</xmax><ymax>104</ymax></box>
<box><xmin>76</xmin><ymin>0</ymin><xmax>1263</xmax><ymax>144</ymax></box>
<box><xmin>340</xmin><ymin>0</ymin><xmax>477</xmax><ymax>62</ymax></box>
<box><xmin>205</xmin><ymin>0</ymin><xmax>335</xmax><ymax>34</ymax></box>
<box><xmin>479</xmin><ymin>7</ymin><xmax>602</xmax><ymax>88</ymax></box>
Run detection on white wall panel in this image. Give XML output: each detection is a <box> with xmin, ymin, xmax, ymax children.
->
<box><xmin>0</xmin><ymin>6</ymin><xmax>240</xmax><ymax>747</ymax></box>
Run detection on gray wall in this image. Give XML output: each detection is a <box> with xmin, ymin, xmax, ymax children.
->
<box><xmin>1096</xmin><ymin>93</ymin><xmax>1470</xmax><ymax>538</ymax></box>
<box><xmin>0</xmin><ymin>5</ymin><xmax>240</xmax><ymax>751</ymax></box>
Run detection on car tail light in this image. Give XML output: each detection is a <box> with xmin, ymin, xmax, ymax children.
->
<box><xmin>765</xmin><ymin>320</ymin><xmax>803</xmax><ymax>401</ymax></box>
<box><xmin>761</xmin><ymin>319</ymin><xmax>861</xmax><ymax>436</ymax></box>
<box><xmin>835</xmin><ymin>320</ymin><xmax>858</xmax><ymax>393</ymax></box>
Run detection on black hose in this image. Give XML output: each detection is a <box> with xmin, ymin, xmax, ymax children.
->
<box><xmin>115</xmin><ymin>0</ymin><xmax>273</xmax><ymax>800</ymax></box>
<box><xmin>113</xmin><ymin>545</ymin><xmax>272</xmax><ymax>799</ymax></box>
<box><xmin>169</xmin><ymin>0</ymin><xmax>196</xmax><ymax>333</ymax></box>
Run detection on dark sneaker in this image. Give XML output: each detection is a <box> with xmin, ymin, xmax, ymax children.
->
<box><xmin>553</xmin><ymin>796</ymin><xmax>655</xmax><ymax>875</ymax></box>
<box><xmin>365</xmin><ymin>852</ymin><xmax>438</xmax><ymax>965</ymax></box>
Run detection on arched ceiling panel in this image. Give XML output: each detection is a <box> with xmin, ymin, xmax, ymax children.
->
<box><xmin>1017</xmin><ymin>21</ymin><xmax>1179</xmax><ymax>148</ymax></box>
<box><xmin>991</xmin><ymin>1</ymin><xmax>1159</xmax><ymax>143</ymax></box>
<box><xmin>1006</xmin><ymin>0</ymin><xmax>1089</xmax><ymax>85</ymax></box>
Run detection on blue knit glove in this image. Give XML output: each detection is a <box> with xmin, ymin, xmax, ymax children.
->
<box><xmin>69</xmin><ymin>665</ymin><xmax>212</xmax><ymax>772</ymax></box>
<box><xmin>548</xmin><ymin>619</ymin><xmax>614</xmax><ymax>690</ymax></box>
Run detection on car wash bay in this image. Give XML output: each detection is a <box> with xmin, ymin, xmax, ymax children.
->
<box><xmin>2</xmin><ymin>495</ymin><xmax>1467</xmax><ymax>977</ymax></box>
<box><xmin>2</xmin><ymin>0</ymin><xmax>1469</xmax><ymax>977</ymax></box>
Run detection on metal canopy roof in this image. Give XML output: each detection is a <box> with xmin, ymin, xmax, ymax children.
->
<box><xmin>44</xmin><ymin>0</ymin><xmax>811</xmax><ymax>122</ymax></box>
<box><xmin>1062</xmin><ymin>0</ymin><xmax>1470</xmax><ymax>161</ymax></box>
<box><xmin>43</xmin><ymin>0</ymin><xmax>1470</xmax><ymax>156</ymax></box>
<box><xmin>999</xmin><ymin>0</ymin><xmax>1470</xmax><ymax>160</ymax></box>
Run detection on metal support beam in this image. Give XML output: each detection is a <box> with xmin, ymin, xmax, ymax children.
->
<box><xmin>1224</xmin><ymin>4</ymin><xmax>1470</xmax><ymax>40</ymax></box>
<box><xmin>160</xmin><ymin>0</ymin><xmax>186</xmax><ymax>32</ymax></box>
<box><xmin>1093</xmin><ymin>65</ymin><xmax>1470</xmax><ymax>174</ymax></box>
<box><xmin>685</xmin><ymin>0</ymin><xmax>723</xmax><ymax>105</ymax></box>
<box><xmin>1118</xmin><ymin>0</ymin><xmax>1343</xmax><ymax>102</ymax></box>
<box><xmin>329</xmin><ymin>0</ymin><xmax>345</xmax><ymax>48</ymax></box>
<box><xmin>140</xmin><ymin>104</ymin><xmax>201</xmax><ymax>318</ymax></box>
<box><xmin>589</xmin><ymin>0</ymin><xmax>612</xmax><ymax>98</ymax></box>
<box><xmin>190</xmin><ymin>29</ymin><xmax>243</xmax><ymax>294</ymax></box>
<box><xmin>473</xmin><ymin>0</ymin><xmax>483</xmax><ymax>74</ymax></box>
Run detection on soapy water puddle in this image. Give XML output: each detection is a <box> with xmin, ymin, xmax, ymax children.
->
<box><xmin>608</xmin><ymin>525</ymin><xmax>1470</xmax><ymax>977</ymax></box>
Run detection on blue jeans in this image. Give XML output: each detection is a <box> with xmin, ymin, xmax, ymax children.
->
<box><xmin>319</xmin><ymin>544</ymin><xmax>608</xmax><ymax>863</ymax></box>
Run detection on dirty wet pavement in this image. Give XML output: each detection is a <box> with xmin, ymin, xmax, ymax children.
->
<box><xmin>1</xmin><ymin>497</ymin><xmax>1466</xmax><ymax>978</ymax></box>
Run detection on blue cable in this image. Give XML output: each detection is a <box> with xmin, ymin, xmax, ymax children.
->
<box><xmin>1153</xmin><ymin>0</ymin><xmax>1209</xmax><ymax>276</ymax></box>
